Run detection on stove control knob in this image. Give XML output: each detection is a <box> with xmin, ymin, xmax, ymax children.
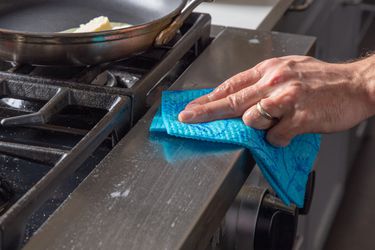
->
<box><xmin>254</xmin><ymin>194</ymin><xmax>298</xmax><ymax>250</ymax></box>
<box><xmin>218</xmin><ymin>187</ymin><xmax>298</xmax><ymax>250</ymax></box>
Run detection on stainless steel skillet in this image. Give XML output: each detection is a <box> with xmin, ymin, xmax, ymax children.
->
<box><xmin>0</xmin><ymin>0</ymin><xmax>207</xmax><ymax>66</ymax></box>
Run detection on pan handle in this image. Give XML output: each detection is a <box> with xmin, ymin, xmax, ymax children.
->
<box><xmin>155</xmin><ymin>0</ymin><xmax>211</xmax><ymax>46</ymax></box>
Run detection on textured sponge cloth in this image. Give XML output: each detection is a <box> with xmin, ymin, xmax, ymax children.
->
<box><xmin>150</xmin><ymin>89</ymin><xmax>320</xmax><ymax>207</ymax></box>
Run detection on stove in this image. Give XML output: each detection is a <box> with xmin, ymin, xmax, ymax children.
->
<box><xmin>0</xmin><ymin>11</ymin><xmax>318</xmax><ymax>250</ymax></box>
<box><xmin>0</xmin><ymin>13</ymin><xmax>211</xmax><ymax>249</ymax></box>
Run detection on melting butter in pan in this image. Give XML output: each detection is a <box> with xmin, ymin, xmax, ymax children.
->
<box><xmin>60</xmin><ymin>16</ymin><xmax>132</xmax><ymax>33</ymax></box>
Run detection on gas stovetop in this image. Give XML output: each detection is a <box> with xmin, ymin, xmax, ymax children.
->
<box><xmin>0</xmin><ymin>13</ymin><xmax>211</xmax><ymax>249</ymax></box>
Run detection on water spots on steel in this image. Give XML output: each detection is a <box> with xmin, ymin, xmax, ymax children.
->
<box><xmin>110</xmin><ymin>188</ymin><xmax>131</xmax><ymax>198</ymax></box>
<box><xmin>110</xmin><ymin>191</ymin><xmax>121</xmax><ymax>198</ymax></box>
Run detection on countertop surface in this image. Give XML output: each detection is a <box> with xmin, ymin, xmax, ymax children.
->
<box><xmin>195</xmin><ymin>0</ymin><xmax>294</xmax><ymax>30</ymax></box>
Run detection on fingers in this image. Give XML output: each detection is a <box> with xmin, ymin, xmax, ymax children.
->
<box><xmin>242</xmin><ymin>97</ymin><xmax>283</xmax><ymax>130</ymax></box>
<box><xmin>179</xmin><ymin>84</ymin><xmax>261</xmax><ymax>123</ymax></box>
<box><xmin>266</xmin><ymin>119</ymin><xmax>299</xmax><ymax>147</ymax></box>
<box><xmin>184</xmin><ymin>57</ymin><xmax>292</xmax><ymax>110</ymax></box>
<box><xmin>179</xmin><ymin>97</ymin><xmax>244</xmax><ymax>123</ymax></box>
<box><xmin>266</xmin><ymin>111</ymin><xmax>311</xmax><ymax>147</ymax></box>
<box><xmin>185</xmin><ymin>67</ymin><xmax>262</xmax><ymax>109</ymax></box>
<box><xmin>177</xmin><ymin>56</ymin><xmax>320</xmax><ymax>146</ymax></box>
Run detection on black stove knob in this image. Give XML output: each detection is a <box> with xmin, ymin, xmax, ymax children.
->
<box><xmin>219</xmin><ymin>187</ymin><xmax>297</xmax><ymax>250</ymax></box>
<box><xmin>254</xmin><ymin>201</ymin><xmax>298</xmax><ymax>250</ymax></box>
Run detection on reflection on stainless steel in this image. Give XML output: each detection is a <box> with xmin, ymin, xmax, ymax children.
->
<box><xmin>155</xmin><ymin>0</ymin><xmax>206</xmax><ymax>45</ymax></box>
<box><xmin>0</xmin><ymin>98</ymin><xmax>43</xmax><ymax>112</ymax></box>
<box><xmin>121</xmin><ymin>75</ymin><xmax>140</xmax><ymax>88</ymax></box>
<box><xmin>1</xmin><ymin>98</ymin><xmax>25</xmax><ymax>109</ymax></box>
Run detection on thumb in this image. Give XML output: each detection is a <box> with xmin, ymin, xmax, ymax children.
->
<box><xmin>266</xmin><ymin>119</ymin><xmax>300</xmax><ymax>147</ymax></box>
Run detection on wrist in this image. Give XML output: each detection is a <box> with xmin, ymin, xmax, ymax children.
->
<box><xmin>350</xmin><ymin>55</ymin><xmax>375</xmax><ymax>116</ymax></box>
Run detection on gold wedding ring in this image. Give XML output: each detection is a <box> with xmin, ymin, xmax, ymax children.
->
<box><xmin>256</xmin><ymin>101</ymin><xmax>276</xmax><ymax>121</ymax></box>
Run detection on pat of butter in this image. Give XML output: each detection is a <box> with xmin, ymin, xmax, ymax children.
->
<box><xmin>74</xmin><ymin>16</ymin><xmax>112</xmax><ymax>33</ymax></box>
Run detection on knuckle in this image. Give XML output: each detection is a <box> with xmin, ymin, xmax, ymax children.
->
<box><xmin>290</xmin><ymin>81</ymin><xmax>304</xmax><ymax>89</ymax></box>
<box><xmin>267</xmin><ymin>57</ymin><xmax>282</xmax><ymax>65</ymax></box>
<box><xmin>252</xmin><ymin>67</ymin><xmax>262</xmax><ymax>80</ymax></box>
<box><xmin>264</xmin><ymin>69</ymin><xmax>284</xmax><ymax>88</ymax></box>
<box><xmin>252</xmin><ymin>84</ymin><xmax>262</xmax><ymax>99</ymax></box>
<box><xmin>288</xmin><ymin>86</ymin><xmax>300</xmax><ymax>99</ymax></box>
<box><xmin>195</xmin><ymin>104</ymin><xmax>212</xmax><ymax>118</ymax></box>
<box><xmin>299</xmin><ymin>112</ymin><xmax>310</xmax><ymax>124</ymax></box>
<box><xmin>234</xmin><ymin>69</ymin><xmax>258</xmax><ymax>84</ymax></box>
<box><xmin>280</xmin><ymin>94</ymin><xmax>296</xmax><ymax>109</ymax></box>
<box><xmin>286</xmin><ymin>83</ymin><xmax>304</xmax><ymax>99</ymax></box>
<box><xmin>229</xmin><ymin>75</ymin><xmax>243</xmax><ymax>86</ymax></box>
<box><xmin>213</xmin><ymin>84</ymin><xmax>228</xmax><ymax>95</ymax></box>
<box><xmin>222</xmin><ymin>83</ymin><xmax>235</xmax><ymax>95</ymax></box>
<box><xmin>272</xmin><ymin>69</ymin><xmax>284</xmax><ymax>83</ymax></box>
<box><xmin>226</xmin><ymin>94</ymin><xmax>241</xmax><ymax>114</ymax></box>
<box><xmin>259</xmin><ymin>57</ymin><xmax>282</xmax><ymax>71</ymax></box>
<box><xmin>252</xmin><ymin>64</ymin><xmax>263</xmax><ymax>78</ymax></box>
<box><xmin>284</xmin><ymin>59</ymin><xmax>297</xmax><ymax>68</ymax></box>
<box><xmin>236</xmin><ymin>70</ymin><xmax>249</xmax><ymax>79</ymax></box>
<box><xmin>294</xmin><ymin>112</ymin><xmax>309</xmax><ymax>127</ymax></box>
<box><xmin>262</xmin><ymin>98</ymin><xmax>277</xmax><ymax>111</ymax></box>
<box><xmin>211</xmin><ymin>85</ymin><xmax>231</xmax><ymax>99</ymax></box>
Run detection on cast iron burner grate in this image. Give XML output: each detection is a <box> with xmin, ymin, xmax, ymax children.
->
<box><xmin>0</xmin><ymin>79</ymin><xmax>131</xmax><ymax>249</ymax></box>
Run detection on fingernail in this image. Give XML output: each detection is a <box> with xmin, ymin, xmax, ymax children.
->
<box><xmin>178</xmin><ymin>110</ymin><xmax>195</xmax><ymax>122</ymax></box>
<box><xmin>242</xmin><ymin>113</ymin><xmax>252</xmax><ymax>127</ymax></box>
<box><xmin>243</xmin><ymin>110</ymin><xmax>252</xmax><ymax>120</ymax></box>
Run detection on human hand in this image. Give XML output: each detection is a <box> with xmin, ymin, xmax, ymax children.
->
<box><xmin>178</xmin><ymin>56</ymin><xmax>375</xmax><ymax>146</ymax></box>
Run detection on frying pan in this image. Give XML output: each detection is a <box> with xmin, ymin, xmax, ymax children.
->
<box><xmin>0</xmin><ymin>0</ymin><xmax>208</xmax><ymax>66</ymax></box>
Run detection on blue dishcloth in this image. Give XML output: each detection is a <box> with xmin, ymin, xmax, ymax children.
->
<box><xmin>149</xmin><ymin>89</ymin><xmax>320</xmax><ymax>207</ymax></box>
